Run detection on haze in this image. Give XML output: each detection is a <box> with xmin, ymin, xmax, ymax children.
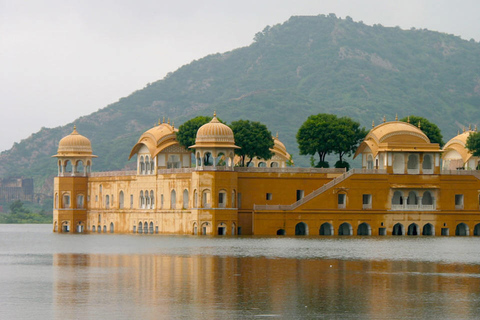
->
<box><xmin>1</xmin><ymin>0</ymin><xmax>479</xmax><ymax>152</ymax></box>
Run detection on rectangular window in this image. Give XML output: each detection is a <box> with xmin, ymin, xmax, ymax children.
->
<box><xmin>219</xmin><ymin>192</ymin><xmax>226</xmax><ymax>208</ymax></box>
<box><xmin>362</xmin><ymin>194</ymin><xmax>372</xmax><ymax>209</ymax></box>
<box><xmin>378</xmin><ymin>228</ymin><xmax>386</xmax><ymax>236</ymax></box>
<box><xmin>455</xmin><ymin>194</ymin><xmax>464</xmax><ymax>209</ymax></box>
<box><xmin>338</xmin><ymin>194</ymin><xmax>346</xmax><ymax>209</ymax></box>
<box><xmin>296</xmin><ymin>190</ymin><xmax>304</xmax><ymax>201</ymax></box>
<box><xmin>266</xmin><ymin>193</ymin><xmax>272</xmax><ymax>201</ymax></box>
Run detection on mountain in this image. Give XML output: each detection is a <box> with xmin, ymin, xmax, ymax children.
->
<box><xmin>2</xmin><ymin>14</ymin><xmax>480</xmax><ymax>194</ymax></box>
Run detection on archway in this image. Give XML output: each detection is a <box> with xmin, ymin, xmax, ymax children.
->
<box><xmin>392</xmin><ymin>223</ymin><xmax>404</xmax><ymax>235</ymax></box>
<box><xmin>217</xmin><ymin>223</ymin><xmax>227</xmax><ymax>235</ymax></box>
<box><xmin>407</xmin><ymin>223</ymin><xmax>419</xmax><ymax>236</ymax></box>
<box><xmin>149</xmin><ymin>222</ymin><xmax>154</xmax><ymax>234</ymax></box>
<box><xmin>110</xmin><ymin>222</ymin><xmax>114</xmax><ymax>233</ymax></box>
<box><xmin>357</xmin><ymin>222</ymin><xmax>371</xmax><ymax>236</ymax></box>
<box><xmin>422</xmin><ymin>223</ymin><xmax>435</xmax><ymax>236</ymax></box>
<box><xmin>319</xmin><ymin>222</ymin><xmax>334</xmax><ymax>236</ymax></box>
<box><xmin>474</xmin><ymin>223</ymin><xmax>480</xmax><ymax>236</ymax></box>
<box><xmin>295</xmin><ymin>222</ymin><xmax>308</xmax><ymax>235</ymax></box>
<box><xmin>143</xmin><ymin>222</ymin><xmax>148</xmax><ymax>234</ymax></box>
<box><xmin>455</xmin><ymin>223</ymin><xmax>469</xmax><ymax>236</ymax></box>
<box><xmin>138</xmin><ymin>222</ymin><xmax>143</xmax><ymax>233</ymax></box>
<box><xmin>338</xmin><ymin>222</ymin><xmax>353</xmax><ymax>236</ymax></box>
<box><xmin>276</xmin><ymin>229</ymin><xmax>286</xmax><ymax>235</ymax></box>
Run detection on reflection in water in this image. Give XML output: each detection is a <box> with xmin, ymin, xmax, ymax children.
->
<box><xmin>53</xmin><ymin>254</ymin><xmax>480</xmax><ymax>319</ymax></box>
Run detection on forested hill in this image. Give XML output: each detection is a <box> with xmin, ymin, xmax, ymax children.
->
<box><xmin>2</xmin><ymin>14</ymin><xmax>480</xmax><ymax>193</ymax></box>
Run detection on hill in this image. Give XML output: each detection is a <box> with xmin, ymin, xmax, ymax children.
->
<box><xmin>2</xmin><ymin>14</ymin><xmax>480</xmax><ymax>194</ymax></box>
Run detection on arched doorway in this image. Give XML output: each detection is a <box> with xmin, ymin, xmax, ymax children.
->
<box><xmin>149</xmin><ymin>222</ymin><xmax>154</xmax><ymax>234</ymax></box>
<box><xmin>407</xmin><ymin>223</ymin><xmax>419</xmax><ymax>236</ymax></box>
<box><xmin>138</xmin><ymin>222</ymin><xmax>143</xmax><ymax>233</ymax></box>
<box><xmin>276</xmin><ymin>229</ymin><xmax>286</xmax><ymax>235</ymax></box>
<box><xmin>474</xmin><ymin>223</ymin><xmax>480</xmax><ymax>236</ymax></box>
<box><xmin>295</xmin><ymin>222</ymin><xmax>308</xmax><ymax>235</ymax></box>
<box><xmin>319</xmin><ymin>222</ymin><xmax>334</xmax><ymax>236</ymax></box>
<box><xmin>392</xmin><ymin>223</ymin><xmax>404</xmax><ymax>235</ymax></box>
<box><xmin>338</xmin><ymin>222</ymin><xmax>352</xmax><ymax>236</ymax></box>
<box><xmin>455</xmin><ymin>223</ymin><xmax>469</xmax><ymax>236</ymax></box>
<box><xmin>357</xmin><ymin>222</ymin><xmax>371</xmax><ymax>236</ymax></box>
<box><xmin>143</xmin><ymin>222</ymin><xmax>148</xmax><ymax>234</ymax></box>
<box><xmin>217</xmin><ymin>223</ymin><xmax>227</xmax><ymax>235</ymax></box>
<box><xmin>422</xmin><ymin>223</ymin><xmax>434</xmax><ymax>236</ymax></box>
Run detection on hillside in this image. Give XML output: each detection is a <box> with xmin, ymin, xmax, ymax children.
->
<box><xmin>2</xmin><ymin>14</ymin><xmax>480</xmax><ymax>194</ymax></box>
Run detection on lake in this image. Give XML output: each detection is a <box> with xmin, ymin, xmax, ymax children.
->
<box><xmin>1</xmin><ymin>224</ymin><xmax>480</xmax><ymax>319</ymax></box>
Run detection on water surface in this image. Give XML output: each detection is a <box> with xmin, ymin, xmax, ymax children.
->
<box><xmin>1</xmin><ymin>225</ymin><xmax>480</xmax><ymax>319</ymax></box>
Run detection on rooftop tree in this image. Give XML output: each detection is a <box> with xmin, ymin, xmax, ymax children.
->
<box><xmin>230</xmin><ymin>120</ymin><xmax>274</xmax><ymax>167</ymax></box>
<box><xmin>400</xmin><ymin>115</ymin><xmax>444</xmax><ymax>146</ymax></box>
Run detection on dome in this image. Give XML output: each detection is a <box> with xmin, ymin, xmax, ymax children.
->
<box><xmin>129</xmin><ymin>121</ymin><xmax>180</xmax><ymax>159</ymax></box>
<box><xmin>442</xmin><ymin>130</ymin><xmax>475</xmax><ymax>163</ymax></box>
<box><xmin>354</xmin><ymin>120</ymin><xmax>440</xmax><ymax>158</ymax></box>
<box><xmin>189</xmin><ymin>113</ymin><xmax>239</xmax><ymax>149</ymax></box>
<box><xmin>272</xmin><ymin>134</ymin><xmax>290</xmax><ymax>159</ymax></box>
<box><xmin>53</xmin><ymin>126</ymin><xmax>95</xmax><ymax>157</ymax></box>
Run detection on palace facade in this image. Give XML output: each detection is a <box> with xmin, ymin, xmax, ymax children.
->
<box><xmin>53</xmin><ymin>115</ymin><xmax>480</xmax><ymax>236</ymax></box>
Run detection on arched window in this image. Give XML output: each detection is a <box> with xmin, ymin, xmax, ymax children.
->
<box><xmin>231</xmin><ymin>190</ymin><xmax>236</xmax><ymax>208</ymax></box>
<box><xmin>110</xmin><ymin>222</ymin><xmax>114</xmax><ymax>233</ymax></box>
<box><xmin>183</xmin><ymin>189</ymin><xmax>189</xmax><ymax>209</ymax></box>
<box><xmin>393</xmin><ymin>154</ymin><xmax>405</xmax><ymax>174</ymax></box>
<box><xmin>407</xmin><ymin>191</ymin><xmax>418</xmax><ymax>205</ymax></box>
<box><xmin>75</xmin><ymin>160</ymin><xmax>84</xmax><ymax>175</ymax></box>
<box><xmin>140</xmin><ymin>156</ymin><xmax>145</xmax><ymax>174</ymax></box>
<box><xmin>140</xmin><ymin>191</ymin><xmax>144</xmax><ymax>209</ymax></box>
<box><xmin>202</xmin><ymin>190</ymin><xmax>211</xmax><ymax>208</ymax></box>
<box><xmin>150</xmin><ymin>159</ymin><xmax>155</xmax><ymax>173</ymax></box>
<box><xmin>145</xmin><ymin>156</ymin><xmax>151</xmax><ymax>174</ymax></box>
<box><xmin>422</xmin><ymin>223</ymin><xmax>435</xmax><ymax>236</ymax></box>
<box><xmin>168</xmin><ymin>155</ymin><xmax>181</xmax><ymax>169</ymax></box>
<box><xmin>196</xmin><ymin>152</ymin><xmax>202</xmax><ymax>167</ymax></box>
<box><xmin>407</xmin><ymin>223</ymin><xmax>419</xmax><ymax>236</ymax></box>
<box><xmin>55</xmin><ymin>193</ymin><xmax>59</xmax><ymax>209</ymax></box>
<box><xmin>270</xmin><ymin>162</ymin><xmax>278</xmax><ymax>168</ymax></box>
<box><xmin>295</xmin><ymin>222</ymin><xmax>309</xmax><ymax>235</ymax></box>
<box><xmin>392</xmin><ymin>191</ymin><xmax>403</xmax><ymax>206</ymax></box>
<box><xmin>193</xmin><ymin>190</ymin><xmax>198</xmax><ymax>208</ymax></box>
<box><xmin>105</xmin><ymin>195</ymin><xmax>110</xmax><ymax>209</ymax></box>
<box><xmin>338</xmin><ymin>222</ymin><xmax>352</xmax><ymax>236</ymax></box>
<box><xmin>216</xmin><ymin>153</ymin><xmax>226</xmax><ymax>166</ymax></box>
<box><xmin>92</xmin><ymin>225</ymin><xmax>96</xmax><ymax>232</ymax></box>
<box><xmin>64</xmin><ymin>160</ymin><xmax>72</xmax><ymax>174</ymax></box>
<box><xmin>258</xmin><ymin>162</ymin><xmax>266</xmax><ymax>167</ymax></box>
<box><xmin>319</xmin><ymin>223</ymin><xmax>334</xmax><ymax>235</ymax></box>
<box><xmin>150</xmin><ymin>190</ymin><xmax>154</xmax><ymax>209</ymax></box>
<box><xmin>455</xmin><ymin>223</ymin><xmax>469</xmax><ymax>236</ymax></box>
<box><xmin>119</xmin><ymin>191</ymin><xmax>124</xmax><ymax>209</ymax></box>
<box><xmin>423</xmin><ymin>154</ymin><xmax>433</xmax><ymax>170</ymax></box>
<box><xmin>138</xmin><ymin>222</ymin><xmax>143</xmax><ymax>233</ymax></box>
<box><xmin>357</xmin><ymin>222</ymin><xmax>371</xmax><ymax>236</ymax></box>
<box><xmin>407</xmin><ymin>154</ymin><xmax>419</xmax><ymax>173</ymax></box>
<box><xmin>149</xmin><ymin>222</ymin><xmax>154</xmax><ymax>234</ymax></box>
<box><xmin>145</xmin><ymin>190</ymin><xmax>150</xmax><ymax>209</ymax></box>
<box><xmin>171</xmin><ymin>190</ymin><xmax>176</xmax><ymax>209</ymax></box>
<box><xmin>203</xmin><ymin>152</ymin><xmax>213</xmax><ymax>166</ymax></box>
<box><xmin>143</xmin><ymin>222</ymin><xmax>148</xmax><ymax>234</ymax></box>
<box><xmin>393</xmin><ymin>223</ymin><xmax>404</xmax><ymax>235</ymax></box>
<box><xmin>218</xmin><ymin>190</ymin><xmax>227</xmax><ymax>208</ymax></box>
<box><xmin>77</xmin><ymin>194</ymin><xmax>84</xmax><ymax>209</ymax></box>
<box><xmin>367</xmin><ymin>155</ymin><xmax>374</xmax><ymax>169</ymax></box>
<box><xmin>63</xmin><ymin>194</ymin><xmax>70</xmax><ymax>208</ymax></box>
<box><xmin>422</xmin><ymin>191</ymin><xmax>433</xmax><ymax>205</ymax></box>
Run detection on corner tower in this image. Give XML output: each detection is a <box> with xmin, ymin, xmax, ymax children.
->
<box><xmin>52</xmin><ymin>126</ymin><xmax>96</xmax><ymax>233</ymax></box>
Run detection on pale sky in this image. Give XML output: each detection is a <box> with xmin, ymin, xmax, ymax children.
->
<box><xmin>1</xmin><ymin>0</ymin><xmax>479</xmax><ymax>152</ymax></box>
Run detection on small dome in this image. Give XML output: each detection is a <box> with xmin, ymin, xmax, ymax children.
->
<box><xmin>129</xmin><ymin>121</ymin><xmax>179</xmax><ymax>159</ymax></box>
<box><xmin>54</xmin><ymin>126</ymin><xmax>94</xmax><ymax>157</ymax></box>
<box><xmin>190</xmin><ymin>114</ymin><xmax>239</xmax><ymax>149</ymax></box>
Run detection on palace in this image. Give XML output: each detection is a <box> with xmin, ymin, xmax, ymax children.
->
<box><xmin>53</xmin><ymin>115</ymin><xmax>480</xmax><ymax>236</ymax></box>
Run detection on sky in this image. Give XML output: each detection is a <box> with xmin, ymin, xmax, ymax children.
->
<box><xmin>1</xmin><ymin>0</ymin><xmax>480</xmax><ymax>152</ymax></box>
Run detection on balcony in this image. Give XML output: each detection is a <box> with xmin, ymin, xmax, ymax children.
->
<box><xmin>391</xmin><ymin>203</ymin><xmax>436</xmax><ymax>211</ymax></box>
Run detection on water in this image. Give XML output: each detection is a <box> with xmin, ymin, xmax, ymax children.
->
<box><xmin>1</xmin><ymin>225</ymin><xmax>480</xmax><ymax>319</ymax></box>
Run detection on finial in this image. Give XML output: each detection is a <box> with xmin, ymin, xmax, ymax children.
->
<box><xmin>276</xmin><ymin>132</ymin><xmax>279</xmax><ymax>138</ymax></box>
<box><xmin>395</xmin><ymin>113</ymin><xmax>398</xmax><ymax>121</ymax></box>
<box><xmin>407</xmin><ymin>116</ymin><xmax>410</xmax><ymax>123</ymax></box>
<box><xmin>168</xmin><ymin>118</ymin><xmax>170</xmax><ymax>125</ymax></box>
<box><xmin>418</xmin><ymin>121</ymin><xmax>421</xmax><ymax>129</ymax></box>
<box><xmin>463</xmin><ymin>126</ymin><xmax>465</xmax><ymax>133</ymax></box>
<box><xmin>172</xmin><ymin>121</ymin><xmax>174</xmax><ymax>129</ymax></box>
<box><xmin>158</xmin><ymin>118</ymin><xmax>161</xmax><ymax>125</ymax></box>
<box><xmin>383</xmin><ymin>115</ymin><xmax>386</xmax><ymax>123</ymax></box>
<box><xmin>74</xmin><ymin>125</ymin><xmax>76</xmax><ymax>130</ymax></box>
<box><xmin>163</xmin><ymin>116</ymin><xmax>165</xmax><ymax>123</ymax></box>
<box><xmin>469</xmin><ymin>124</ymin><xmax>472</xmax><ymax>131</ymax></box>
<box><xmin>372</xmin><ymin>120</ymin><xmax>375</xmax><ymax>128</ymax></box>
<box><xmin>213</xmin><ymin>111</ymin><xmax>217</xmax><ymax>117</ymax></box>
<box><xmin>458</xmin><ymin>130</ymin><xmax>460</xmax><ymax>135</ymax></box>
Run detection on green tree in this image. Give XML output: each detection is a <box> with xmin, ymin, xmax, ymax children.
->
<box><xmin>400</xmin><ymin>115</ymin><xmax>444</xmax><ymax>146</ymax></box>
<box><xmin>230</xmin><ymin>120</ymin><xmax>274</xmax><ymax>167</ymax></box>
<box><xmin>176</xmin><ymin>116</ymin><xmax>213</xmax><ymax>150</ymax></box>
<box><xmin>296</xmin><ymin>114</ymin><xmax>338</xmax><ymax>167</ymax></box>
<box><xmin>331</xmin><ymin>117</ymin><xmax>368</xmax><ymax>167</ymax></box>
<box><xmin>466</xmin><ymin>131</ymin><xmax>480</xmax><ymax>158</ymax></box>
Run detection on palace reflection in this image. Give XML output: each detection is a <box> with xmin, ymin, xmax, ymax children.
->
<box><xmin>53</xmin><ymin>254</ymin><xmax>480</xmax><ymax>319</ymax></box>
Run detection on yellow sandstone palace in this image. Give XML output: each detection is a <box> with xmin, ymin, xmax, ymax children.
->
<box><xmin>53</xmin><ymin>114</ymin><xmax>480</xmax><ymax>236</ymax></box>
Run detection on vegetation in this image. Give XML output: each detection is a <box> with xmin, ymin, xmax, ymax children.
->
<box><xmin>400</xmin><ymin>115</ymin><xmax>444</xmax><ymax>146</ymax></box>
<box><xmin>176</xmin><ymin>116</ymin><xmax>214</xmax><ymax>150</ymax></box>
<box><xmin>230</xmin><ymin>120</ymin><xmax>274</xmax><ymax>167</ymax></box>
<box><xmin>1</xmin><ymin>14</ymin><xmax>480</xmax><ymax>192</ymax></box>
<box><xmin>297</xmin><ymin>114</ymin><xmax>366</xmax><ymax>168</ymax></box>
<box><xmin>466</xmin><ymin>131</ymin><xmax>480</xmax><ymax>157</ymax></box>
<box><xmin>0</xmin><ymin>200</ymin><xmax>51</xmax><ymax>224</ymax></box>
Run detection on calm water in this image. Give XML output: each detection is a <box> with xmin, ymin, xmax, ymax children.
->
<box><xmin>1</xmin><ymin>225</ymin><xmax>480</xmax><ymax>319</ymax></box>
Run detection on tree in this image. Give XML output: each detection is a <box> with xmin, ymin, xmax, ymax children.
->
<box><xmin>230</xmin><ymin>120</ymin><xmax>274</xmax><ymax>167</ymax></box>
<box><xmin>331</xmin><ymin>117</ymin><xmax>368</xmax><ymax>167</ymax></box>
<box><xmin>176</xmin><ymin>116</ymin><xmax>213</xmax><ymax>150</ymax></box>
<box><xmin>296</xmin><ymin>114</ymin><xmax>338</xmax><ymax>167</ymax></box>
<box><xmin>400</xmin><ymin>115</ymin><xmax>444</xmax><ymax>146</ymax></box>
<box><xmin>466</xmin><ymin>131</ymin><xmax>480</xmax><ymax>157</ymax></box>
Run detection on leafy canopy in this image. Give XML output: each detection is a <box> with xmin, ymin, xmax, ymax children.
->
<box><xmin>400</xmin><ymin>115</ymin><xmax>444</xmax><ymax>146</ymax></box>
<box><xmin>331</xmin><ymin>117</ymin><xmax>368</xmax><ymax>164</ymax></box>
<box><xmin>176</xmin><ymin>116</ymin><xmax>214</xmax><ymax>150</ymax></box>
<box><xmin>230</xmin><ymin>120</ymin><xmax>274</xmax><ymax>167</ymax></box>
<box><xmin>466</xmin><ymin>131</ymin><xmax>480</xmax><ymax>157</ymax></box>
